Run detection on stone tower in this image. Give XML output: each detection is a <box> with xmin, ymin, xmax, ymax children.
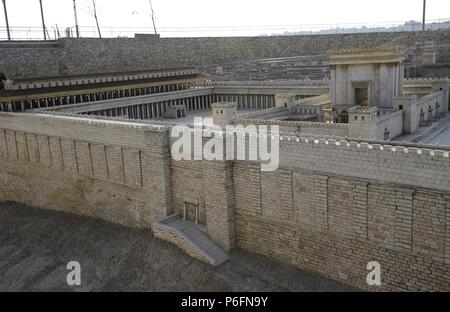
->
<box><xmin>212</xmin><ymin>102</ymin><xmax>237</xmax><ymax>128</ymax></box>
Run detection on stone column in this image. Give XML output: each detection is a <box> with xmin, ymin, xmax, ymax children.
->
<box><xmin>148</xmin><ymin>104</ymin><xmax>153</xmax><ymax>118</ymax></box>
<box><xmin>151</xmin><ymin>104</ymin><xmax>156</xmax><ymax>118</ymax></box>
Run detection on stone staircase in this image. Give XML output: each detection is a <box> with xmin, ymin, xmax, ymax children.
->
<box><xmin>152</xmin><ymin>214</ymin><xmax>229</xmax><ymax>266</ymax></box>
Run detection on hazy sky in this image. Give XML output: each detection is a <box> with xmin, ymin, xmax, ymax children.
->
<box><xmin>1</xmin><ymin>0</ymin><xmax>450</xmax><ymax>38</ymax></box>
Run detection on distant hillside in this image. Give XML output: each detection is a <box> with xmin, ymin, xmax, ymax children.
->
<box><xmin>270</xmin><ymin>20</ymin><xmax>450</xmax><ymax>36</ymax></box>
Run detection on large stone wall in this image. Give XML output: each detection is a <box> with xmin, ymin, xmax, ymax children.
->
<box><xmin>0</xmin><ymin>113</ymin><xmax>172</xmax><ymax>228</ymax></box>
<box><xmin>233</xmin><ymin>138</ymin><xmax>450</xmax><ymax>291</ymax></box>
<box><xmin>2</xmin><ymin>30</ymin><xmax>450</xmax><ymax>79</ymax></box>
<box><xmin>376</xmin><ymin>110</ymin><xmax>404</xmax><ymax>140</ymax></box>
<box><xmin>170</xmin><ymin>152</ymin><xmax>235</xmax><ymax>252</ymax></box>
<box><xmin>397</xmin><ymin>89</ymin><xmax>448</xmax><ymax>134</ymax></box>
<box><xmin>0</xmin><ymin>113</ymin><xmax>450</xmax><ymax>291</ymax></box>
<box><xmin>236</xmin><ymin>118</ymin><xmax>350</xmax><ymax>137</ymax></box>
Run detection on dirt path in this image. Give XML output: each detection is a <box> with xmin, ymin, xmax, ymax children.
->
<box><xmin>0</xmin><ymin>201</ymin><xmax>356</xmax><ymax>292</ymax></box>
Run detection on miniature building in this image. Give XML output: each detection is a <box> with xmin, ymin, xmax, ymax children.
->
<box><xmin>163</xmin><ymin>105</ymin><xmax>187</xmax><ymax>119</ymax></box>
<box><xmin>275</xmin><ymin>93</ymin><xmax>296</xmax><ymax>109</ymax></box>
<box><xmin>329</xmin><ymin>47</ymin><xmax>406</xmax><ymax>110</ymax></box>
<box><xmin>211</xmin><ymin>102</ymin><xmax>237</xmax><ymax>128</ymax></box>
<box><xmin>348</xmin><ymin>106</ymin><xmax>378</xmax><ymax>139</ymax></box>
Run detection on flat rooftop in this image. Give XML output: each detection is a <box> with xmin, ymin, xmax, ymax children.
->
<box><xmin>152</xmin><ymin>108</ymin><xmax>260</xmax><ymax>126</ymax></box>
<box><xmin>0</xmin><ymin>74</ymin><xmax>206</xmax><ymax>98</ymax></box>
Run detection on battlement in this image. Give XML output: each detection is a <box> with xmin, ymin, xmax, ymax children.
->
<box><xmin>278</xmin><ymin>134</ymin><xmax>450</xmax><ymax>157</ymax></box>
<box><xmin>234</xmin><ymin>118</ymin><xmax>349</xmax><ymax>129</ymax></box>
<box><xmin>0</xmin><ymin>111</ymin><xmax>168</xmax><ymax>133</ymax></box>
<box><xmin>183</xmin><ymin>124</ymin><xmax>450</xmax><ymax>162</ymax></box>
<box><xmin>175</xmin><ymin>123</ymin><xmax>450</xmax><ymax>157</ymax></box>
<box><xmin>277</xmin><ymin>134</ymin><xmax>450</xmax><ymax>192</ymax></box>
<box><xmin>404</xmin><ymin>77</ymin><xmax>450</xmax><ymax>83</ymax></box>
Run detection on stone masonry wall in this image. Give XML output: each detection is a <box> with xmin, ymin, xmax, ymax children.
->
<box><xmin>170</xmin><ymin>141</ymin><xmax>235</xmax><ymax>252</ymax></box>
<box><xmin>0</xmin><ymin>113</ymin><xmax>172</xmax><ymax>228</ymax></box>
<box><xmin>1</xmin><ymin>113</ymin><xmax>450</xmax><ymax>291</ymax></box>
<box><xmin>2</xmin><ymin>30</ymin><xmax>450</xmax><ymax>79</ymax></box>
<box><xmin>233</xmin><ymin>137</ymin><xmax>450</xmax><ymax>291</ymax></box>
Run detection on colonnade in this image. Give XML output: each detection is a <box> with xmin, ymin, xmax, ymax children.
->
<box><xmin>0</xmin><ymin>81</ymin><xmax>201</xmax><ymax>112</ymax></box>
<box><xmin>83</xmin><ymin>94</ymin><xmax>276</xmax><ymax>120</ymax></box>
<box><xmin>212</xmin><ymin>94</ymin><xmax>275</xmax><ymax>110</ymax></box>
<box><xmin>85</xmin><ymin>94</ymin><xmax>215</xmax><ymax>119</ymax></box>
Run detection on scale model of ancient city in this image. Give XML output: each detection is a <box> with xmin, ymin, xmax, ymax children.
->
<box><xmin>1</xmin><ymin>26</ymin><xmax>450</xmax><ymax>291</ymax></box>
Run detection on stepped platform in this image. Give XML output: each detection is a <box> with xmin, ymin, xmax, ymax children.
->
<box><xmin>152</xmin><ymin>214</ymin><xmax>229</xmax><ymax>266</ymax></box>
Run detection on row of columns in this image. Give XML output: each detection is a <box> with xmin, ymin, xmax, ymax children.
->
<box><xmin>0</xmin><ymin>82</ymin><xmax>195</xmax><ymax>112</ymax></box>
<box><xmin>84</xmin><ymin>93</ymin><xmax>277</xmax><ymax>120</ymax></box>
<box><xmin>86</xmin><ymin>94</ymin><xmax>276</xmax><ymax>120</ymax></box>
<box><xmin>88</xmin><ymin>94</ymin><xmax>215</xmax><ymax>120</ymax></box>
<box><xmin>213</xmin><ymin>94</ymin><xmax>275</xmax><ymax>110</ymax></box>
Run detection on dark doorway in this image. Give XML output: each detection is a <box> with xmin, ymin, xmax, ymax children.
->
<box><xmin>355</xmin><ymin>87</ymin><xmax>368</xmax><ymax>107</ymax></box>
<box><xmin>185</xmin><ymin>202</ymin><xmax>197</xmax><ymax>222</ymax></box>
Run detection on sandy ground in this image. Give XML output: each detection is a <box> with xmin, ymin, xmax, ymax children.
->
<box><xmin>0</xmin><ymin>201</ymin><xmax>356</xmax><ymax>292</ymax></box>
